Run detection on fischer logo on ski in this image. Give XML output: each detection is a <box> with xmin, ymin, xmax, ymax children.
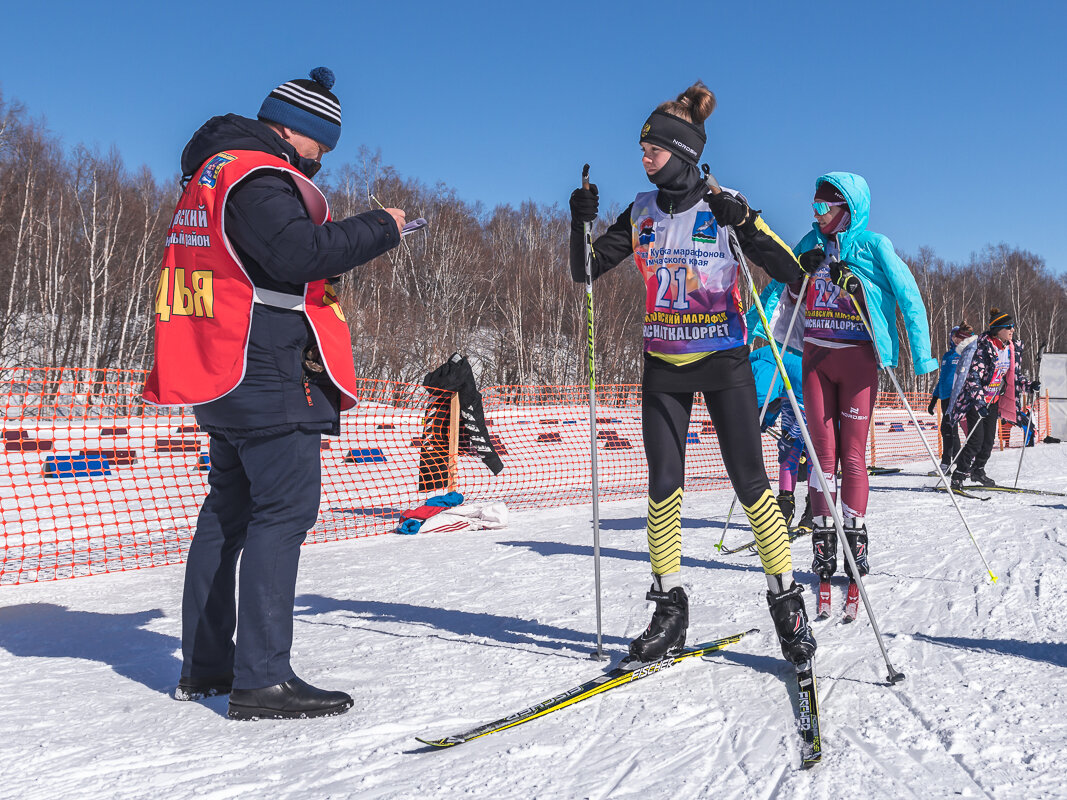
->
<box><xmin>795</xmin><ymin>661</ymin><xmax>823</xmax><ymax>767</ymax></box>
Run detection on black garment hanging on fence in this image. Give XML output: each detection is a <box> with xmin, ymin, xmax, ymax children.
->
<box><xmin>418</xmin><ymin>353</ymin><xmax>503</xmax><ymax>491</ymax></box>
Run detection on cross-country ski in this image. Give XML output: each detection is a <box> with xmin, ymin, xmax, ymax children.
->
<box><xmin>416</xmin><ymin>629</ymin><xmax>757</xmax><ymax>747</ymax></box>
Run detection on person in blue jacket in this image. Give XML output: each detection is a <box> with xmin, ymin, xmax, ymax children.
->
<box><xmin>758</xmin><ymin>172</ymin><xmax>936</xmax><ymax>616</ymax></box>
<box><xmin>927</xmin><ymin>322</ymin><xmax>973</xmax><ymax>473</ymax></box>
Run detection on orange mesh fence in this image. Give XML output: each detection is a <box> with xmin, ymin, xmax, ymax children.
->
<box><xmin>1</xmin><ymin>369</ymin><xmax>1049</xmax><ymax>586</ymax></box>
<box><xmin>868</xmin><ymin>391</ymin><xmax>1048</xmax><ymax>466</ymax></box>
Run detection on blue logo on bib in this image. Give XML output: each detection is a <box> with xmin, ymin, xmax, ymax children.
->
<box><xmin>692</xmin><ymin>212</ymin><xmax>718</xmax><ymax>243</ymax></box>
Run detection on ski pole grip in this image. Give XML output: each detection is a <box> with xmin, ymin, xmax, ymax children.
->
<box><xmin>582</xmin><ymin>163</ymin><xmax>590</xmax><ymax>191</ymax></box>
<box><xmin>701</xmin><ymin>164</ymin><xmax>722</xmax><ymax>195</ymax></box>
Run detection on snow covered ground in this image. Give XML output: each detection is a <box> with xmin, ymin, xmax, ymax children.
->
<box><xmin>1</xmin><ymin>444</ymin><xmax>1065</xmax><ymax>799</ymax></box>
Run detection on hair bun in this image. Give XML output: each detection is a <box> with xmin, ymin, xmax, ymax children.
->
<box><xmin>677</xmin><ymin>82</ymin><xmax>716</xmax><ymax>124</ymax></box>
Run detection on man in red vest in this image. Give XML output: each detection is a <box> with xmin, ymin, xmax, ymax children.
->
<box><xmin>144</xmin><ymin>68</ymin><xmax>405</xmax><ymax>720</ymax></box>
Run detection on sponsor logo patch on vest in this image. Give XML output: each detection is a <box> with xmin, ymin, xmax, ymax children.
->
<box><xmin>638</xmin><ymin>217</ymin><xmax>656</xmax><ymax>246</ymax></box>
<box><xmin>198</xmin><ymin>153</ymin><xmax>238</xmax><ymax>188</ymax></box>
<box><xmin>692</xmin><ymin>212</ymin><xmax>718</xmax><ymax>244</ymax></box>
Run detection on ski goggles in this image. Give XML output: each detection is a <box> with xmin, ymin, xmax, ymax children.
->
<box><xmin>812</xmin><ymin>200</ymin><xmax>848</xmax><ymax>216</ymax></box>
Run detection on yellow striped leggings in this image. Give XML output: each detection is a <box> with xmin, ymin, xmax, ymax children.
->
<box><xmin>643</xmin><ymin>386</ymin><xmax>792</xmax><ymax>577</ymax></box>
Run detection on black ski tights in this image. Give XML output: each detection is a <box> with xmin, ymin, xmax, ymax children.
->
<box><xmin>643</xmin><ymin>384</ymin><xmax>772</xmax><ymax>506</ymax></box>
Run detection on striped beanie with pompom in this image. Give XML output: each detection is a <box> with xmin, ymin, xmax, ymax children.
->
<box><xmin>989</xmin><ymin>307</ymin><xmax>1015</xmax><ymax>331</ymax></box>
<box><xmin>258</xmin><ymin>67</ymin><xmax>341</xmax><ymax>150</ymax></box>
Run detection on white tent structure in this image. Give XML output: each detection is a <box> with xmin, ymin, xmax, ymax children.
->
<box><xmin>1039</xmin><ymin>352</ymin><xmax>1067</xmax><ymax>439</ymax></box>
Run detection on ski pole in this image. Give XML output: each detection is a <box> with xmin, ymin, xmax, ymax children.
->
<box><xmin>582</xmin><ymin>164</ymin><xmax>607</xmax><ymax>661</ymax></box>
<box><xmin>1014</xmin><ymin>412</ymin><xmax>1033</xmax><ymax>488</ymax></box>
<box><xmin>715</xmin><ymin>275</ymin><xmax>810</xmax><ymax>553</ymax></box>
<box><xmin>842</xmin><ymin>281</ymin><xmax>997</xmax><ymax>583</ymax></box>
<box><xmin>714</xmin><ymin>498</ymin><xmax>737</xmax><ymax>552</ymax></box>
<box><xmin>702</xmin><ymin>167</ymin><xmax>904</xmax><ymax>683</ymax></box>
<box><xmin>1014</xmin><ymin>344</ymin><xmax>1043</xmax><ymax>488</ymax></box>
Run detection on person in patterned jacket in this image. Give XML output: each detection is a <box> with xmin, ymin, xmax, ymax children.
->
<box><xmin>947</xmin><ymin>308</ymin><xmax>1036</xmax><ymax>488</ymax></box>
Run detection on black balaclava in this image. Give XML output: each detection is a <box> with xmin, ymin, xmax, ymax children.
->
<box><xmin>640</xmin><ymin>110</ymin><xmax>707</xmax><ymax>213</ymax></box>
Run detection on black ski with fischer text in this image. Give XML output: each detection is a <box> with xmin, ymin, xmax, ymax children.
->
<box><xmin>795</xmin><ymin>658</ymin><xmax>822</xmax><ymax>768</ymax></box>
<box><xmin>416</xmin><ymin>629</ymin><xmax>757</xmax><ymax>748</ymax></box>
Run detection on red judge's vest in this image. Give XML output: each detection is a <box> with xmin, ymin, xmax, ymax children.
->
<box><xmin>142</xmin><ymin>150</ymin><xmax>359</xmax><ymax>411</ymax></box>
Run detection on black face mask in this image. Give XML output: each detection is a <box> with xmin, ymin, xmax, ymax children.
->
<box><xmin>648</xmin><ymin>155</ymin><xmax>705</xmax><ymax>214</ymax></box>
<box><xmin>299</xmin><ymin>157</ymin><xmax>322</xmax><ymax>179</ymax></box>
<box><xmin>647</xmin><ymin>153</ymin><xmax>688</xmax><ymax>188</ymax></box>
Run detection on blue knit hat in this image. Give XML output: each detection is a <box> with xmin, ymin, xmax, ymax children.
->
<box><xmin>258</xmin><ymin>67</ymin><xmax>341</xmax><ymax>150</ymax></box>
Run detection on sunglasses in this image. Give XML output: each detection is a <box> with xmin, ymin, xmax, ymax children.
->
<box><xmin>813</xmin><ymin>200</ymin><xmax>848</xmax><ymax>216</ymax></box>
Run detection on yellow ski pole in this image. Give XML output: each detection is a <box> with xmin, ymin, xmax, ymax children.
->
<box><xmin>581</xmin><ymin>164</ymin><xmax>607</xmax><ymax>661</ymax></box>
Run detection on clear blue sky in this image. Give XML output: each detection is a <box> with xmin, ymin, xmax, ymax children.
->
<box><xmin>3</xmin><ymin>1</ymin><xmax>1065</xmax><ymax>271</ymax></box>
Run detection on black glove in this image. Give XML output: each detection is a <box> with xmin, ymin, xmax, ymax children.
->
<box><xmin>927</xmin><ymin>397</ymin><xmax>938</xmax><ymax>416</ymax></box>
<box><xmin>976</xmin><ymin>403</ymin><xmax>990</xmax><ymax>418</ymax></box>
<box><xmin>569</xmin><ymin>184</ymin><xmax>599</xmax><ymax>223</ymax></box>
<box><xmin>1031</xmin><ymin>380</ymin><xmax>1041</xmax><ymax>393</ymax></box>
<box><xmin>704</xmin><ymin>191</ymin><xmax>750</xmax><ymax>227</ymax></box>
<box><xmin>797</xmin><ymin>248</ymin><xmax>824</xmax><ymax>275</ymax></box>
<box><xmin>830</xmin><ymin>262</ymin><xmax>861</xmax><ymax>294</ymax></box>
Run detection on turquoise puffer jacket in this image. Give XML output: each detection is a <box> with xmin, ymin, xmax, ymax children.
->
<box><xmin>750</xmin><ymin>172</ymin><xmax>937</xmax><ymax>375</ymax></box>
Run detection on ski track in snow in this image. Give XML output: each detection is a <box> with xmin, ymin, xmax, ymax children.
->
<box><xmin>2</xmin><ymin>448</ymin><xmax>1066</xmax><ymax>799</ymax></box>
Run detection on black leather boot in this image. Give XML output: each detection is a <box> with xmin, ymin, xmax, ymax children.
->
<box><xmin>228</xmin><ymin>677</ymin><xmax>353</xmax><ymax>720</ymax></box>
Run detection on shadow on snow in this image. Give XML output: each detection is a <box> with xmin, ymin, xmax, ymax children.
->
<box><xmin>497</xmin><ymin>540</ymin><xmax>763</xmax><ymax>574</ymax></box>
<box><xmin>0</xmin><ymin>602</ymin><xmax>180</xmax><ymax>694</ymax></box>
<box><xmin>598</xmin><ymin>516</ymin><xmax>731</xmax><ymax>532</ymax></box>
<box><xmin>295</xmin><ymin>594</ymin><xmax>632</xmax><ymax>655</ymax></box>
<box><xmin>910</xmin><ymin>632</ymin><xmax>1067</xmax><ymax>668</ymax></box>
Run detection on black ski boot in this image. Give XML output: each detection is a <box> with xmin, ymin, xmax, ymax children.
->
<box><xmin>971</xmin><ymin>468</ymin><xmax>996</xmax><ymax>487</ymax></box>
<box><xmin>766</xmin><ymin>581</ymin><xmax>817</xmax><ymax>666</ymax></box>
<box><xmin>950</xmin><ymin>471</ymin><xmax>967</xmax><ymax>492</ymax></box>
<box><xmin>810</xmin><ymin>518</ymin><xmax>837</xmax><ymax>579</ymax></box>
<box><xmin>795</xmin><ymin>494</ymin><xmax>814</xmax><ymax>535</ymax></box>
<box><xmin>811</xmin><ymin>517</ymin><xmax>836</xmax><ymax>618</ymax></box>
<box><xmin>776</xmin><ymin>491</ymin><xmax>796</xmax><ymax>528</ymax></box>
<box><xmin>843</xmin><ymin>518</ymin><xmax>869</xmax><ymax>578</ymax></box>
<box><xmin>626</xmin><ymin>583</ymin><xmax>689</xmax><ymax>665</ymax></box>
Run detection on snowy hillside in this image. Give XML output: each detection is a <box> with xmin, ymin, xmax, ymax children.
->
<box><xmin>1</xmin><ymin>445</ymin><xmax>1065</xmax><ymax>799</ymax></box>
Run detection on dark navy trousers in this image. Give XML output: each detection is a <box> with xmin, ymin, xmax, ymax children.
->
<box><xmin>181</xmin><ymin>429</ymin><xmax>321</xmax><ymax>690</ymax></box>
